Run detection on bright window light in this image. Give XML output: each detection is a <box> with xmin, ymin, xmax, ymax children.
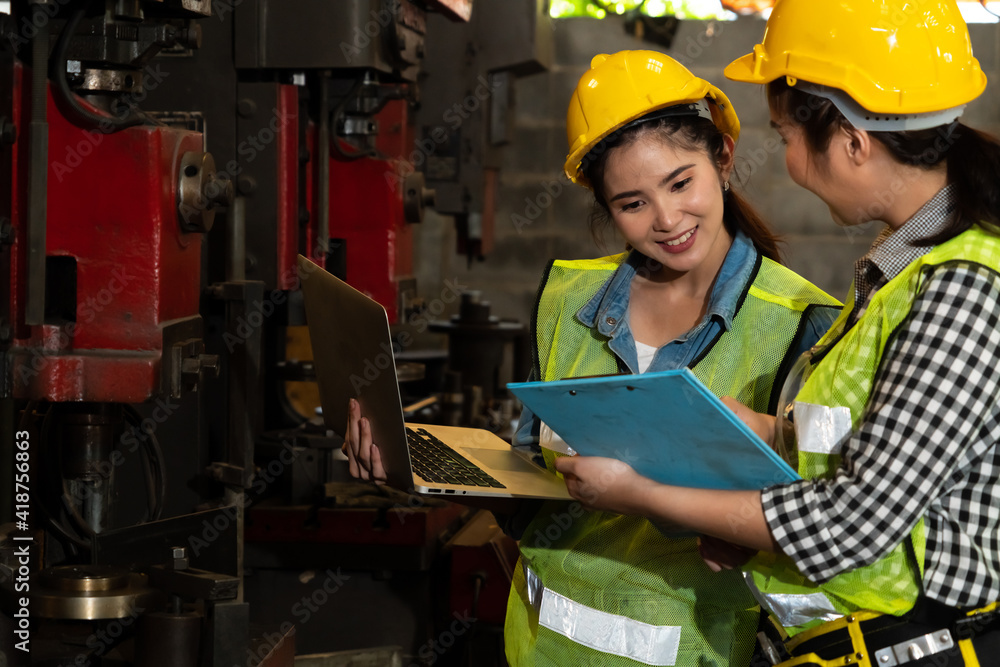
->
<box><xmin>961</xmin><ymin>2</ymin><xmax>1000</xmax><ymax>23</ymax></box>
<box><xmin>550</xmin><ymin>0</ymin><xmax>736</xmax><ymax>20</ymax></box>
<box><xmin>549</xmin><ymin>1</ymin><xmax>999</xmax><ymax>22</ymax></box>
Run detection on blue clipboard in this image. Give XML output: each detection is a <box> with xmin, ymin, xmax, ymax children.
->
<box><xmin>507</xmin><ymin>369</ymin><xmax>800</xmax><ymax>490</ymax></box>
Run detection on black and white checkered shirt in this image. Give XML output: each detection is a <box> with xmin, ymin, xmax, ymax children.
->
<box><xmin>850</xmin><ymin>186</ymin><xmax>958</xmax><ymax>321</ymax></box>
<box><xmin>762</xmin><ymin>185</ymin><xmax>1000</xmax><ymax>609</ymax></box>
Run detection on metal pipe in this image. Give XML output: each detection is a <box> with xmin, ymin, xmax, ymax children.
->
<box><xmin>26</xmin><ymin>2</ymin><xmax>49</xmax><ymax>325</ymax></box>
<box><xmin>317</xmin><ymin>73</ymin><xmax>330</xmax><ymax>255</ymax></box>
<box><xmin>226</xmin><ymin>196</ymin><xmax>246</xmax><ymax>282</ymax></box>
<box><xmin>223</xmin><ymin>487</ymin><xmax>244</xmax><ymax>604</ymax></box>
<box><xmin>59</xmin><ymin>403</ymin><xmax>121</xmax><ymax>535</ymax></box>
<box><xmin>136</xmin><ymin>611</ymin><xmax>202</xmax><ymax>667</ymax></box>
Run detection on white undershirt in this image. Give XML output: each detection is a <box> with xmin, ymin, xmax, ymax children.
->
<box><xmin>635</xmin><ymin>340</ymin><xmax>658</xmax><ymax>374</ymax></box>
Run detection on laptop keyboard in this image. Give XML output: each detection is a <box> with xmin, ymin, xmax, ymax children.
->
<box><xmin>405</xmin><ymin>427</ymin><xmax>506</xmax><ymax>488</ymax></box>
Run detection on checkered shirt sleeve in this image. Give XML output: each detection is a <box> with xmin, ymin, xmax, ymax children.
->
<box><xmin>761</xmin><ymin>263</ymin><xmax>1000</xmax><ymax>608</ymax></box>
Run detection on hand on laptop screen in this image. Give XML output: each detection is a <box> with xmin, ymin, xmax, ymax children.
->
<box><xmin>343</xmin><ymin>398</ymin><xmax>387</xmax><ymax>484</ymax></box>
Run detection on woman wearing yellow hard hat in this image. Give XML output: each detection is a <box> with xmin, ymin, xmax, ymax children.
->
<box><xmin>556</xmin><ymin>1</ymin><xmax>1000</xmax><ymax>666</ymax></box>
<box><xmin>503</xmin><ymin>50</ymin><xmax>839</xmax><ymax>666</ymax></box>
<box><xmin>342</xmin><ymin>48</ymin><xmax>842</xmax><ymax>665</ymax></box>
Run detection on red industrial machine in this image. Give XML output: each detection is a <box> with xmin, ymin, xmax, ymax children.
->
<box><xmin>0</xmin><ymin>1</ymin><xmax>549</xmax><ymax>665</ymax></box>
<box><xmin>10</xmin><ymin>86</ymin><xmax>214</xmax><ymax>405</ymax></box>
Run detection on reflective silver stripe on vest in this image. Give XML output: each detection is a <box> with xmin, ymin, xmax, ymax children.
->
<box><xmin>524</xmin><ymin>561</ymin><xmax>544</xmax><ymax>612</ymax></box>
<box><xmin>793</xmin><ymin>402</ymin><xmax>853</xmax><ymax>455</ymax></box>
<box><xmin>538</xmin><ymin>586</ymin><xmax>682</xmax><ymax>666</ymax></box>
<box><xmin>743</xmin><ymin>572</ymin><xmax>842</xmax><ymax>628</ymax></box>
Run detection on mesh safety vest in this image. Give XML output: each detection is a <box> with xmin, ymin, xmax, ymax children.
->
<box><xmin>744</xmin><ymin>227</ymin><xmax>1000</xmax><ymax>637</ymax></box>
<box><xmin>505</xmin><ymin>251</ymin><xmax>841</xmax><ymax>666</ymax></box>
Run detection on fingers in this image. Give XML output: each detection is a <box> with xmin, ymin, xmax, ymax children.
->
<box><xmin>345</xmin><ymin>399</ymin><xmax>361</xmax><ymax>479</ymax></box>
<box><xmin>553</xmin><ymin>455</ymin><xmax>575</xmax><ymax>475</ymax></box>
<box><xmin>558</xmin><ymin>466</ymin><xmax>602</xmax><ymax>512</ymax></box>
<box><xmin>350</xmin><ymin>399</ymin><xmax>368</xmax><ymax>479</ymax></box>
<box><xmin>697</xmin><ymin>537</ymin><xmax>727</xmax><ymax>572</ymax></box>
<box><xmin>554</xmin><ymin>460</ymin><xmax>593</xmax><ymax>505</ymax></box>
<box><xmin>345</xmin><ymin>398</ymin><xmax>376</xmax><ymax>481</ymax></box>
<box><xmin>720</xmin><ymin>396</ymin><xmax>776</xmax><ymax>444</ymax></box>
<box><xmin>369</xmin><ymin>441</ymin><xmax>387</xmax><ymax>485</ymax></box>
<box><xmin>702</xmin><ymin>557</ymin><xmax>724</xmax><ymax>573</ymax></box>
<box><xmin>697</xmin><ymin>535</ymin><xmax>757</xmax><ymax>571</ymax></box>
<box><xmin>358</xmin><ymin>417</ymin><xmax>374</xmax><ymax>480</ymax></box>
<box><xmin>358</xmin><ymin>420</ymin><xmax>377</xmax><ymax>481</ymax></box>
<box><xmin>561</xmin><ymin>476</ymin><xmax>592</xmax><ymax>510</ymax></box>
<box><xmin>555</xmin><ymin>456</ymin><xmax>615</xmax><ymax>509</ymax></box>
<box><xmin>720</xmin><ymin>396</ymin><xmax>748</xmax><ymax>420</ymax></box>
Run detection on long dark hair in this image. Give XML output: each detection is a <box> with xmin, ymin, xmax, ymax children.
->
<box><xmin>582</xmin><ymin>115</ymin><xmax>783</xmax><ymax>263</ymax></box>
<box><xmin>767</xmin><ymin>77</ymin><xmax>1000</xmax><ymax>244</ymax></box>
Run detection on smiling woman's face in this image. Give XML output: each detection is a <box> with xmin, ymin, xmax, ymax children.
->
<box><xmin>601</xmin><ymin>134</ymin><xmax>733</xmax><ymax>279</ymax></box>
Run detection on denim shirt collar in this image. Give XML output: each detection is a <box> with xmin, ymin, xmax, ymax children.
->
<box><xmin>575</xmin><ymin>230</ymin><xmax>758</xmax><ymax>341</ymax></box>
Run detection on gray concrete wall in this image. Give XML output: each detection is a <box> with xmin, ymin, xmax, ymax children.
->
<box><xmin>413</xmin><ymin>16</ymin><xmax>1000</xmax><ymax>329</ymax></box>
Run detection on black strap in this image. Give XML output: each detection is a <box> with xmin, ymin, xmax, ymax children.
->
<box><xmin>750</xmin><ymin>610</ymin><xmax>791</xmax><ymax>666</ymax></box>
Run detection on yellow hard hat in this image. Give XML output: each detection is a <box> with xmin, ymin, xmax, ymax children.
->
<box><xmin>725</xmin><ymin>0</ymin><xmax>986</xmax><ymax>119</ymax></box>
<box><xmin>565</xmin><ymin>50</ymin><xmax>740</xmax><ymax>187</ymax></box>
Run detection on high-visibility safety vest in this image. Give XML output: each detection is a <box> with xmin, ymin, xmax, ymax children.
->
<box><xmin>505</xmin><ymin>251</ymin><xmax>841</xmax><ymax>666</ymax></box>
<box><xmin>744</xmin><ymin>227</ymin><xmax>1000</xmax><ymax>637</ymax></box>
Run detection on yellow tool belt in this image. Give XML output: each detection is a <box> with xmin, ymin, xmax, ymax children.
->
<box><xmin>755</xmin><ymin>600</ymin><xmax>1000</xmax><ymax>667</ymax></box>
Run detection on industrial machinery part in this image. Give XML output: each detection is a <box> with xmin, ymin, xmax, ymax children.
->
<box><xmin>417</xmin><ymin>0</ymin><xmax>552</xmax><ymax>259</ymax></box>
<box><xmin>178</xmin><ymin>151</ymin><xmax>236</xmax><ymax>234</ymax></box>
<box><xmin>135</xmin><ymin>609</ymin><xmax>203</xmax><ymax>667</ymax></box>
<box><xmin>429</xmin><ymin>291</ymin><xmax>529</xmax><ymax>430</ymax></box>
<box><xmin>33</xmin><ymin>565</ymin><xmax>163</xmax><ymax>620</ymax></box>
<box><xmin>0</xmin><ymin>0</ymin><xmax>552</xmax><ymax>664</ymax></box>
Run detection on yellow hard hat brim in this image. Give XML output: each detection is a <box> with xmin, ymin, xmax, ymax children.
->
<box><xmin>723</xmin><ymin>53</ymin><xmax>764</xmax><ymax>85</ymax></box>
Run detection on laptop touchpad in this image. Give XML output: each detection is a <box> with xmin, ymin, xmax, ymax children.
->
<box><xmin>464</xmin><ymin>448</ymin><xmax>544</xmax><ymax>474</ymax></box>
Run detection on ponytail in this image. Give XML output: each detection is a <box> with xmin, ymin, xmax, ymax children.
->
<box><xmin>726</xmin><ymin>189</ymin><xmax>782</xmax><ymax>263</ymax></box>
<box><xmin>937</xmin><ymin>125</ymin><xmax>1000</xmax><ymax>244</ymax></box>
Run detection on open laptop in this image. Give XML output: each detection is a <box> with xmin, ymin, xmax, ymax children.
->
<box><xmin>298</xmin><ymin>255</ymin><xmax>571</xmax><ymax>500</ymax></box>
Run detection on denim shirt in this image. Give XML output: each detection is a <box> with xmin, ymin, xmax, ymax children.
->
<box><xmin>512</xmin><ymin>230</ymin><xmax>836</xmax><ymax>454</ymax></box>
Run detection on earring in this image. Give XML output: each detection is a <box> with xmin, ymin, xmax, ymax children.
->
<box><xmin>723</xmin><ymin>181</ymin><xmax>730</xmax><ymax>192</ymax></box>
